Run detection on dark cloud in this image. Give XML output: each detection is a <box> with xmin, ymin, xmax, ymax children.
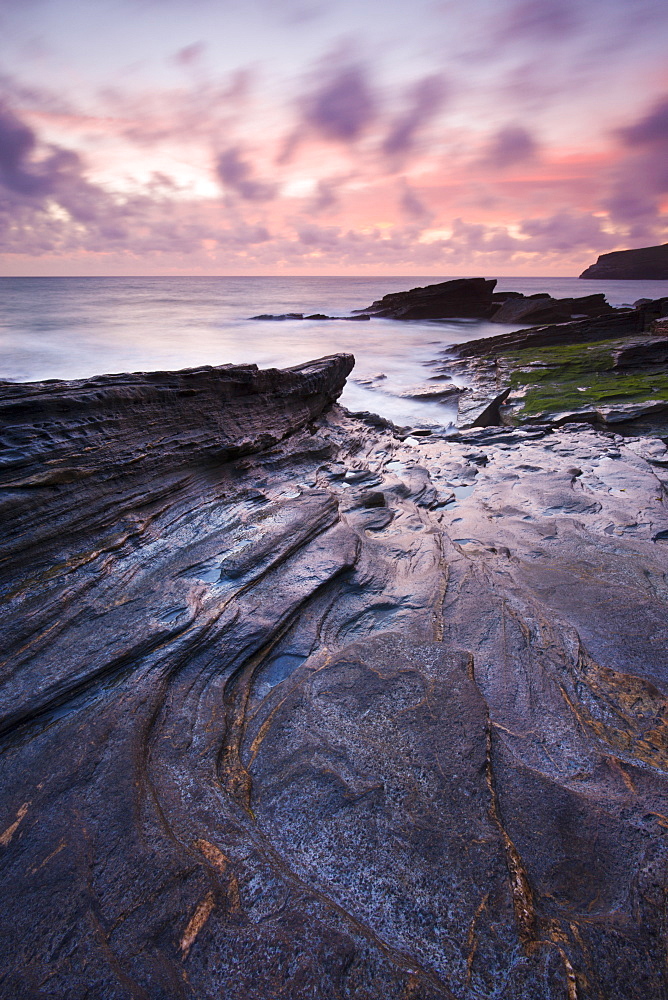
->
<box><xmin>215</xmin><ymin>147</ymin><xmax>277</xmax><ymax>201</ymax></box>
<box><xmin>172</xmin><ymin>42</ymin><xmax>206</xmax><ymax>66</ymax></box>
<box><xmin>399</xmin><ymin>182</ymin><xmax>432</xmax><ymax>223</ymax></box>
<box><xmin>604</xmin><ymin>95</ymin><xmax>668</xmax><ymax>234</ymax></box>
<box><xmin>499</xmin><ymin>0</ymin><xmax>580</xmax><ymax>42</ymax></box>
<box><xmin>382</xmin><ymin>75</ymin><xmax>447</xmax><ymax>162</ymax></box>
<box><xmin>303</xmin><ymin>63</ymin><xmax>376</xmax><ymax>142</ymax></box>
<box><xmin>603</xmin><ymin>188</ymin><xmax>658</xmax><ymax>231</ymax></box>
<box><xmin>482</xmin><ymin>125</ymin><xmax>537</xmax><ymax>169</ymax></box>
<box><xmin>0</xmin><ymin>103</ymin><xmax>54</xmax><ymax>196</ymax></box>
<box><xmin>297</xmin><ymin>223</ymin><xmax>342</xmax><ymax>248</ymax></box>
<box><xmin>307</xmin><ymin>178</ymin><xmax>341</xmax><ymax>214</ymax></box>
<box><xmin>617</xmin><ymin>96</ymin><xmax>668</xmax><ymax>149</ymax></box>
<box><xmin>519</xmin><ymin>211</ymin><xmax>616</xmax><ymax>252</ymax></box>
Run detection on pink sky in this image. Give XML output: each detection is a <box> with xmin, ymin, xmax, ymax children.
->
<box><xmin>1</xmin><ymin>0</ymin><xmax>667</xmax><ymax>275</ymax></box>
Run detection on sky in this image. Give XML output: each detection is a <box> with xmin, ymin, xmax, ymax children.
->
<box><xmin>1</xmin><ymin>0</ymin><xmax>667</xmax><ymax>276</ymax></box>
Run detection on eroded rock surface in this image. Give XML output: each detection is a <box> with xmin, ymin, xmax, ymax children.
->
<box><xmin>2</xmin><ymin>357</ymin><xmax>668</xmax><ymax>1000</ymax></box>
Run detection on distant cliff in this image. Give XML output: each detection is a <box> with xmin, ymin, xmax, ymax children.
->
<box><xmin>580</xmin><ymin>242</ymin><xmax>668</xmax><ymax>279</ymax></box>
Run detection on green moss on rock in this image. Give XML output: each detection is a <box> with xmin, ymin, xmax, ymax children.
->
<box><xmin>504</xmin><ymin>339</ymin><xmax>668</xmax><ymax>418</ymax></box>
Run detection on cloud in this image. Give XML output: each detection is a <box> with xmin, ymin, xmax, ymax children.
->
<box><xmin>307</xmin><ymin>178</ymin><xmax>342</xmax><ymax>213</ymax></box>
<box><xmin>519</xmin><ymin>211</ymin><xmax>616</xmax><ymax>251</ymax></box>
<box><xmin>498</xmin><ymin>0</ymin><xmax>580</xmax><ymax>43</ymax></box>
<box><xmin>382</xmin><ymin>75</ymin><xmax>447</xmax><ymax>162</ymax></box>
<box><xmin>97</xmin><ymin>69</ymin><xmax>254</xmax><ymax>147</ymax></box>
<box><xmin>0</xmin><ymin>102</ymin><xmax>55</xmax><ymax>195</ymax></box>
<box><xmin>215</xmin><ymin>147</ymin><xmax>277</xmax><ymax>201</ymax></box>
<box><xmin>297</xmin><ymin>223</ymin><xmax>342</xmax><ymax>248</ymax></box>
<box><xmin>481</xmin><ymin>125</ymin><xmax>537</xmax><ymax>169</ymax></box>
<box><xmin>0</xmin><ymin>103</ymin><xmax>246</xmax><ymax>259</ymax></box>
<box><xmin>603</xmin><ymin>95</ymin><xmax>668</xmax><ymax>234</ymax></box>
<box><xmin>617</xmin><ymin>96</ymin><xmax>668</xmax><ymax>149</ymax></box>
<box><xmin>399</xmin><ymin>182</ymin><xmax>432</xmax><ymax>223</ymax></box>
<box><xmin>172</xmin><ymin>42</ymin><xmax>206</xmax><ymax>66</ymax></box>
<box><xmin>302</xmin><ymin>62</ymin><xmax>376</xmax><ymax>142</ymax></box>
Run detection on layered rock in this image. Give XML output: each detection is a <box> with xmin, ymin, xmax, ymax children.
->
<box><xmin>488</xmin><ymin>291</ymin><xmax>614</xmax><ymax>325</ymax></box>
<box><xmin>2</xmin><ymin>357</ymin><xmax>668</xmax><ymax>1000</ymax></box>
<box><xmin>449</xmin><ymin>310</ymin><xmax>643</xmax><ymax>359</ymax></box>
<box><xmin>440</xmin><ymin>305</ymin><xmax>668</xmax><ymax>431</ymax></box>
<box><xmin>354</xmin><ymin>277</ymin><xmax>498</xmax><ymax>319</ymax></box>
<box><xmin>354</xmin><ymin>280</ymin><xmax>617</xmax><ymax>323</ymax></box>
<box><xmin>580</xmin><ymin>242</ymin><xmax>668</xmax><ymax>279</ymax></box>
<box><xmin>254</xmin><ymin>278</ymin><xmax>648</xmax><ymax>326</ymax></box>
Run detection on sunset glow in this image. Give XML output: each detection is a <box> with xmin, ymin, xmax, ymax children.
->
<box><xmin>1</xmin><ymin>0</ymin><xmax>667</xmax><ymax>275</ymax></box>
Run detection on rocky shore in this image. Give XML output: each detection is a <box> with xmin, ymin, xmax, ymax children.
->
<box><xmin>2</xmin><ymin>304</ymin><xmax>668</xmax><ymax>998</ymax></box>
<box><xmin>251</xmin><ymin>277</ymin><xmax>619</xmax><ymax>325</ymax></box>
<box><xmin>440</xmin><ymin>294</ymin><xmax>668</xmax><ymax>433</ymax></box>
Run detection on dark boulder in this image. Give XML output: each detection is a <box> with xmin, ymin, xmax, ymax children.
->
<box><xmin>355</xmin><ymin>277</ymin><xmax>498</xmax><ymax>319</ymax></box>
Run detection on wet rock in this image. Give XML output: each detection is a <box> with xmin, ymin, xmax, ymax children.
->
<box><xmin>458</xmin><ymin>387</ymin><xmax>511</xmax><ymax>428</ymax></box>
<box><xmin>489</xmin><ymin>291</ymin><xmax>614</xmax><ymax>325</ymax></box>
<box><xmin>614</xmin><ymin>335</ymin><xmax>668</xmax><ymax>369</ymax></box>
<box><xmin>448</xmin><ymin>311</ymin><xmax>643</xmax><ymax>359</ymax></box>
<box><xmin>250</xmin><ymin>312</ymin><xmax>306</xmax><ymax>320</ymax></box>
<box><xmin>359</xmin><ymin>490</ymin><xmax>386</xmax><ymax>507</ymax></box>
<box><xmin>579</xmin><ymin>241</ymin><xmax>668</xmax><ymax>279</ymax></box>
<box><xmin>2</xmin><ymin>361</ymin><xmax>668</xmax><ymax>1000</ymax></box>
<box><xmin>251</xmin><ymin>312</ymin><xmax>370</xmax><ymax>322</ymax></box>
<box><xmin>398</xmin><ymin>383</ymin><xmax>465</xmax><ymax>399</ymax></box>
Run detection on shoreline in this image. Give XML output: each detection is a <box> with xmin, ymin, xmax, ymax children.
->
<box><xmin>1</xmin><ymin>333</ymin><xmax>668</xmax><ymax>996</ymax></box>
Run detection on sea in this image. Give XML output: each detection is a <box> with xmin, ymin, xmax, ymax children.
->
<box><xmin>2</xmin><ymin>275</ymin><xmax>667</xmax><ymax>429</ymax></box>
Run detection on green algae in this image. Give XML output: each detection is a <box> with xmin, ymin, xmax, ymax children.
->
<box><xmin>504</xmin><ymin>338</ymin><xmax>668</xmax><ymax>418</ymax></box>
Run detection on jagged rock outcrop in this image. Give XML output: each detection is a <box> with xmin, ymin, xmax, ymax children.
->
<box><xmin>488</xmin><ymin>291</ymin><xmax>614</xmax><ymax>325</ymax></box>
<box><xmin>254</xmin><ymin>278</ymin><xmax>646</xmax><ymax>326</ymax></box>
<box><xmin>354</xmin><ymin>277</ymin><xmax>498</xmax><ymax>319</ymax></box>
<box><xmin>2</xmin><ymin>357</ymin><xmax>668</xmax><ymax>1000</ymax></box>
<box><xmin>580</xmin><ymin>242</ymin><xmax>668</xmax><ymax>279</ymax></box>
<box><xmin>353</xmin><ymin>280</ymin><xmax>617</xmax><ymax>324</ymax></box>
<box><xmin>447</xmin><ymin>310</ymin><xmax>643</xmax><ymax>360</ymax></box>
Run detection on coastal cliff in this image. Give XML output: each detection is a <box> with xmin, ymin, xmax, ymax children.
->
<box><xmin>579</xmin><ymin>242</ymin><xmax>668</xmax><ymax>279</ymax></box>
<box><xmin>2</xmin><ymin>354</ymin><xmax>668</xmax><ymax>999</ymax></box>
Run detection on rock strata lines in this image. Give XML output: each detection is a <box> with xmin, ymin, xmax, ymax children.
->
<box><xmin>1</xmin><ymin>356</ymin><xmax>668</xmax><ymax>998</ymax></box>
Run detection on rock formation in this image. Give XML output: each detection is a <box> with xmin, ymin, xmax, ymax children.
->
<box><xmin>579</xmin><ymin>242</ymin><xmax>668</xmax><ymax>279</ymax></box>
<box><xmin>354</xmin><ymin>277</ymin><xmax>499</xmax><ymax>319</ymax></box>
<box><xmin>354</xmin><ymin>278</ymin><xmax>618</xmax><ymax>324</ymax></box>
<box><xmin>259</xmin><ymin>278</ymin><xmax>622</xmax><ymax>324</ymax></box>
<box><xmin>487</xmin><ymin>291</ymin><xmax>614</xmax><ymax>325</ymax></box>
<box><xmin>2</xmin><ymin>355</ymin><xmax>668</xmax><ymax>999</ymax></box>
<box><xmin>437</xmin><ymin>300</ymin><xmax>668</xmax><ymax>432</ymax></box>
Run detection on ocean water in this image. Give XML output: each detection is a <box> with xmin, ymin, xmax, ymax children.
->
<box><xmin>2</xmin><ymin>275</ymin><xmax>667</xmax><ymax>429</ymax></box>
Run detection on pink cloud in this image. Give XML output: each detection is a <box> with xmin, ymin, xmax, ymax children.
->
<box><xmin>216</xmin><ymin>146</ymin><xmax>277</xmax><ymax>201</ymax></box>
<box><xmin>481</xmin><ymin>125</ymin><xmax>538</xmax><ymax>169</ymax></box>
<box><xmin>303</xmin><ymin>62</ymin><xmax>376</xmax><ymax>142</ymax></box>
<box><xmin>382</xmin><ymin>75</ymin><xmax>447</xmax><ymax>164</ymax></box>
